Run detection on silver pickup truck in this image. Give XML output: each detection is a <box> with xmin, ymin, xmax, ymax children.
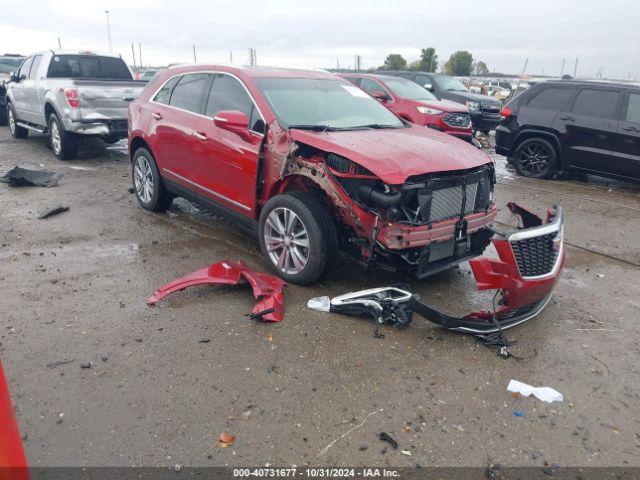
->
<box><xmin>5</xmin><ymin>50</ymin><xmax>145</xmax><ymax>159</ymax></box>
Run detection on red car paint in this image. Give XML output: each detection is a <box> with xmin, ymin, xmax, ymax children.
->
<box><xmin>340</xmin><ymin>74</ymin><xmax>473</xmax><ymax>140</ymax></box>
<box><xmin>0</xmin><ymin>363</ymin><xmax>29</xmax><ymax>480</ymax></box>
<box><xmin>148</xmin><ymin>260</ymin><xmax>285</xmax><ymax>321</ymax></box>
<box><xmin>129</xmin><ymin>65</ymin><xmax>497</xmax><ymax>281</ymax></box>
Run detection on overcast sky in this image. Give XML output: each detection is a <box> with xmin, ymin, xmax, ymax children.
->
<box><xmin>2</xmin><ymin>0</ymin><xmax>639</xmax><ymax>79</ymax></box>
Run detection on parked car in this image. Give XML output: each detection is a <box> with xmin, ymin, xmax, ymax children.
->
<box><xmin>5</xmin><ymin>50</ymin><xmax>145</xmax><ymax>159</ymax></box>
<box><xmin>339</xmin><ymin>73</ymin><xmax>473</xmax><ymax>142</ymax></box>
<box><xmin>0</xmin><ymin>54</ymin><xmax>25</xmax><ymax>125</ymax></box>
<box><xmin>136</xmin><ymin>69</ymin><xmax>159</xmax><ymax>82</ymax></box>
<box><xmin>129</xmin><ymin>65</ymin><xmax>498</xmax><ymax>284</ymax></box>
<box><xmin>376</xmin><ymin>71</ymin><xmax>502</xmax><ymax>133</ymax></box>
<box><xmin>496</xmin><ymin>80</ymin><xmax>640</xmax><ymax>181</ymax></box>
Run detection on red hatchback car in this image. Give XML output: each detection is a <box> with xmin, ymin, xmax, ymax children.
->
<box><xmin>340</xmin><ymin>74</ymin><xmax>473</xmax><ymax>141</ymax></box>
<box><xmin>128</xmin><ymin>65</ymin><xmax>497</xmax><ymax>284</ymax></box>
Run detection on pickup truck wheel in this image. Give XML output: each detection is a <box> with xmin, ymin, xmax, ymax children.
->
<box><xmin>8</xmin><ymin>104</ymin><xmax>28</xmax><ymax>139</ymax></box>
<box><xmin>132</xmin><ymin>147</ymin><xmax>173</xmax><ymax>212</ymax></box>
<box><xmin>48</xmin><ymin>114</ymin><xmax>78</xmax><ymax>160</ymax></box>
<box><xmin>259</xmin><ymin>192</ymin><xmax>338</xmax><ymax>285</ymax></box>
<box><xmin>514</xmin><ymin>138</ymin><xmax>558</xmax><ymax>179</ymax></box>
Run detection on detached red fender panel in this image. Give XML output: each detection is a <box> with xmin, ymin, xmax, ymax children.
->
<box><xmin>147</xmin><ymin>260</ymin><xmax>286</xmax><ymax>322</ymax></box>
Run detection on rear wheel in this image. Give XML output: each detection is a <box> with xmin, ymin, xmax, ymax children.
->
<box><xmin>259</xmin><ymin>192</ymin><xmax>338</xmax><ymax>285</ymax></box>
<box><xmin>514</xmin><ymin>137</ymin><xmax>558</xmax><ymax>179</ymax></box>
<box><xmin>48</xmin><ymin>113</ymin><xmax>78</xmax><ymax>160</ymax></box>
<box><xmin>8</xmin><ymin>103</ymin><xmax>28</xmax><ymax>138</ymax></box>
<box><xmin>132</xmin><ymin>147</ymin><xmax>173</xmax><ymax>211</ymax></box>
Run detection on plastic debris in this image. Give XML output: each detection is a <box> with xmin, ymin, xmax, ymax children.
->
<box><xmin>513</xmin><ymin>410</ymin><xmax>525</xmax><ymax>417</ymax></box>
<box><xmin>377</xmin><ymin>432</ymin><xmax>398</xmax><ymax>449</ymax></box>
<box><xmin>507</xmin><ymin>379</ymin><xmax>563</xmax><ymax>403</ymax></box>
<box><xmin>217</xmin><ymin>431</ymin><xmax>236</xmax><ymax>448</ymax></box>
<box><xmin>0</xmin><ymin>166</ymin><xmax>62</xmax><ymax>187</ymax></box>
<box><xmin>37</xmin><ymin>205</ymin><xmax>69</xmax><ymax>219</ymax></box>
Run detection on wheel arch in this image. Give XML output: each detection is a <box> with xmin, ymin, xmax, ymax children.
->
<box><xmin>513</xmin><ymin>129</ymin><xmax>564</xmax><ymax>166</ymax></box>
<box><xmin>129</xmin><ymin>135</ymin><xmax>153</xmax><ymax>163</ymax></box>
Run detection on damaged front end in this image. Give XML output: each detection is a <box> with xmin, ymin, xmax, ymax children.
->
<box><xmin>261</xmin><ymin>125</ymin><xmax>498</xmax><ymax>278</ymax></box>
<box><xmin>309</xmin><ymin>203</ymin><xmax>565</xmax><ymax>335</ymax></box>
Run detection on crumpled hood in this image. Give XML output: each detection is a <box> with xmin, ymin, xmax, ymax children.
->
<box><xmin>289</xmin><ymin>125</ymin><xmax>492</xmax><ymax>184</ymax></box>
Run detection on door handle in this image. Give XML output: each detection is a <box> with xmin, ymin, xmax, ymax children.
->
<box><xmin>151</xmin><ymin>112</ymin><xmax>162</xmax><ymax>120</ymax></box>
<box><xmin>558</xmin><ymin>115</ymin><xmax>575</xmax><ymax>121</ymax></box>
<box><xmin>193</xmin><ymin>131</ymin><xmax>207</xmax><ymax>141</ymax></box>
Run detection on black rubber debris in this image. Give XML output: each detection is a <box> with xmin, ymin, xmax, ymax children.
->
<box><xmin>377</xmin><ymin>432</ymin><xmax>398</xmax><ymax>449</ymax></box>
<box><xmin>0</xmin><ymin>166</ymin><xmax>63</xmax><ymax>187</ymax></box>
<box><xmin>38</xmin><ymin>205</ymin><xmax>69</xmax><ymax>219</ymax></box>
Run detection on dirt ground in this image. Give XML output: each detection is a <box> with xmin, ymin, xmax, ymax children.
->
<box><xmin>1</xmin><ymin>127</ymin><xmax>639</xmax><ymax>468</ymax></box>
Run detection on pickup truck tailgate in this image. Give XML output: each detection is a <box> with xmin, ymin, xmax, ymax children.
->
<box><xmin>74</xmin><ymin>80</ymin><xmax>145</xmax><ymax>121</ymax></box>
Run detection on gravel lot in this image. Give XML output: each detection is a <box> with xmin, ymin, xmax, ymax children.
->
<box><xmin>1</xmin><ymin>127</ymin><xmax>639</xmax><ymax>468</ymax></box>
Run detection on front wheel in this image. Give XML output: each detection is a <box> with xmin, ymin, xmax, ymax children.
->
<box><xmin>8</xmin><ymin>103</ymin><xmax>28</xmax><ymax>138</ymax></box>
<box><xmin>132</xmin><ymin>147</ymin><xmax>173</xmax><ymax>211</ymax></box>
<box><xmin>258</xmin><ymin>192</ymin><xmax>338</xmax><ymax>285</ymax></box>
<box><xmin>514</xmin><ymin>137</ymin><xmax>558</xmax><ymax>179</ymax></box>
<box><xmin>48</xmin><ymin>114</ymin><xmax>78</xmax><ymax>160</ymax></box>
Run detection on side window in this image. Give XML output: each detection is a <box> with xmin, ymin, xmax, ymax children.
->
<box><xmin>169</xmin><ymin>73</ymin><xmax>210</xmax><ymax>113</ymax></box>
<box><xmin>345</xmin><ymin>77</ymin><xmax>361</xmax><ymax>86</ymax></box>
<box><xmin>571</xmin><ymin>89</ymin><xmax>621</xmax><ymax>119</ymax></box>
<box><xmin>206</xmin><ymin>74</ymin><xmax>263</xmax><ymax>133</ymax></box>
<box><xmin>153</xmin><ymin>76</ymin><xmax>181</xmax><ymax>105</ymax></box>
<box><xmin>526</xmin><ymin>87</ymin><xmax>576</xmax><ymax>111</ymax></box>
<box><xmin>28</xmin><ymin>55</ymin><xmax>42</xmax><ymax>79</ymax></box>
<box><xmin>359</xmin><ymin>78</ymin><xmax>385</xmax><ymax>95</ymax></box>
<box><xmin>625</xmin><ymin>93</ymin><xmax>640</xmax><ymax>124</ymax></box>
<box><xmin>18</xmin><ymin>57</ymin><xmax>34</xmax><ymax>78</ymax></box>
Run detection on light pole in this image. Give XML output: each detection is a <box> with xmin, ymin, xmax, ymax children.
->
<box><xmin>105</xmin><ymin>10</ymin><xmax>113</xmax><ymax>52</ymax></box>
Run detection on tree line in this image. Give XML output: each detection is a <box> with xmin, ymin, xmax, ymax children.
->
<box><xmin>379</xmin><ymin>48</ymin><xmax>489</xmax><ymax>76</ymax></box>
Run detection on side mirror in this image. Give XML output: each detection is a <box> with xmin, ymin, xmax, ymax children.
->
<box><xmin>370</xmin><ymin>90</ymin><xmax>388</xmax><ymax>102</ymax></box>
<box><xmin>9</xmin><ymin>71</ymin><xmax>20</xmax><ymax>83</ymax></box>
<box><xmin>213</xmin><ymin>110</ymin><xmax>253</xmax><ymax>142</ymax></box>
<box><xmin>424</xmin><ymin>83</ymin><xmax>433</xmax><ymax>91</ymax></box>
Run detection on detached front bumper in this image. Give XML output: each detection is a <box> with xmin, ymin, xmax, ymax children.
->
<box><xmin>310</xmin><ymin>203</ymin><xmax>565</xmax><ymax>335</ymax></box>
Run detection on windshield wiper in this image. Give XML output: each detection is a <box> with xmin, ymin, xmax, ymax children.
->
<box><xmin>350</xmin><ymin>124</ymin><xmax>403</xmax><ymax>130</ymax></box>
<box><xmin>287</xmin><ymin>124</ymin><xmax>334</xmax><ymax>132</ymax></box>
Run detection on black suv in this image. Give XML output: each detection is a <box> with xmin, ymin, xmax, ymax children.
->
<box><xmin>376</xmin><ymin>71</ymin><xmax>502</xmax><ymax>132</ymax></box>
<box><xmin>496</xmin><ymin>81</ymin><xmax>640</xmax><ymax>181</ymax></box>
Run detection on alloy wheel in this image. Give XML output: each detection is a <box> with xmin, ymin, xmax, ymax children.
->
<box><xmin>133</xmin><ymin>155</ymin><xmax>154</xmax><ymax>203</ymax></box>
<box><xmin>50</xmin><ymin>120</ymin><xmax>61</xmax><ymax>155</ymax></box>
<box><xmin>264</xmin><ymin>207</ymin><xmax>310</xmax><ymax>275</ymax></box>
<box><xmin>518</xmin><ymin>142</ymin><xmax>551</xmax><ymax>176</ymax></box>
<box><xmin>8</xmin><ymin>108</ymin><xmax>15</xmax><ymax>135</ymax></box>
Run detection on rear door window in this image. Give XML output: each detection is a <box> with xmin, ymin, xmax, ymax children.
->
<box><xmin>570</xmin><ymin>89</ymin><xmax>621</xmax><ymax>119</ymax></box>
<box><xmin>153</xmin><ymin>76</ymin><xmax>181</xmax><ymax>105</ymax></box>
<box><xmin>526</xmin><ymin>87</ymin><xmax>576</xmax><ymax>111</ymax></box>
<box><xmin>28</xmin><ymin>55</ymin><xmax>42</xmax><ymax>79</ymax></box>
<box><xmin>625</xmin><ymin>93</ymin><xmax>640</xmax><ymax>124</ymax></box>
<box><xmin>169</xmin><ymin>73</ymin><xmax>210</xmax><ymax>114</ymax></box>
<box><xmin>359</xmin><ymin>78</ymin><xmax>385</xmax><ymax>95</ymax></box>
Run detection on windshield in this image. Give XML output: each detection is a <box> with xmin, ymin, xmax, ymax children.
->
<box><xmin>256</xmin><ymin>77</ymin><xmax>404</xmax><ymax>130</ymax></box>
<box><xmin>0</xmin><ymin>57</ymin><xmax>25</xmax><ymax>74</ymax></box>
<box><xmin>47</xmin><ymin>55</ymin><xmax>133</xmax><ymax>80</ymax></box>
<box><xmin>381</xmin><ymin>77</ymin><xmax>437</xmax><ymax>101</ymax></box>
<box><xmin>434</xmin><ymin>76</ymin><xmax>468</xmax><ymax>92</ymax></box>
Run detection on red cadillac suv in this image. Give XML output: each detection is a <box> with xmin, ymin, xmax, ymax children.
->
<box><xmin>128</xmin><ymin>65</ymin><xmax>497</xmax><ymax>284</ymax></box>
<box><xmin>340</xmin><ymin>73</ymin><xmax>473</xmax><ymax>141</ymax></box>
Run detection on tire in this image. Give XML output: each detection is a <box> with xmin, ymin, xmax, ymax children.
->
<box><xmin>0</xmin><ymin>103</ymin><xmax>7</xmax><ymax>126</ymax></box>
<box><xmin>258</xmin><ymin>192</ymin><xmax>338</xmax><ymax>285</ymax></box>
<box><xmin>7</xmin><ymin>103</ymin><xmax>28</xmax><ymax>138</ymax></box>
<box><xmin>131</xmin><ymin>147</ymin><xmax>173</xmax><ymax>212</ymax></box>
<box><xmin>513</xmin><ymin>137</ymin><xmax>558</xmax><ymax>179</ymax></box>
<box><xmin>48</xmin><ymin>113</ymin><xmax>78</xmax><ymax>160</ymax></box>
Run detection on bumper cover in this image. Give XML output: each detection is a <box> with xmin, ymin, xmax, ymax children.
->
<box><xmin>309</xmin><ymin>203</ymin><xmax>565</xmax><ymax>335</ymax></box>
<box><xmin>62</xmin><ymin>118</ymin><xmax>128</xmax><ymax>137</ymax></box>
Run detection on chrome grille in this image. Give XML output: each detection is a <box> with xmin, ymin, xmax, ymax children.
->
<box><xmin>510</xmin><ymin>232</ymin><xmax>559</xmax><ymax>277</ymax></box>
<box><xmin>443</xmin><ymin>112</ymin><xmax>471</xmax><ymax>128</ymax></box>
<box><xmin>428</xmin><ymin>182</ymin><xmax>478</xmax><ymax>222</ymax></box>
